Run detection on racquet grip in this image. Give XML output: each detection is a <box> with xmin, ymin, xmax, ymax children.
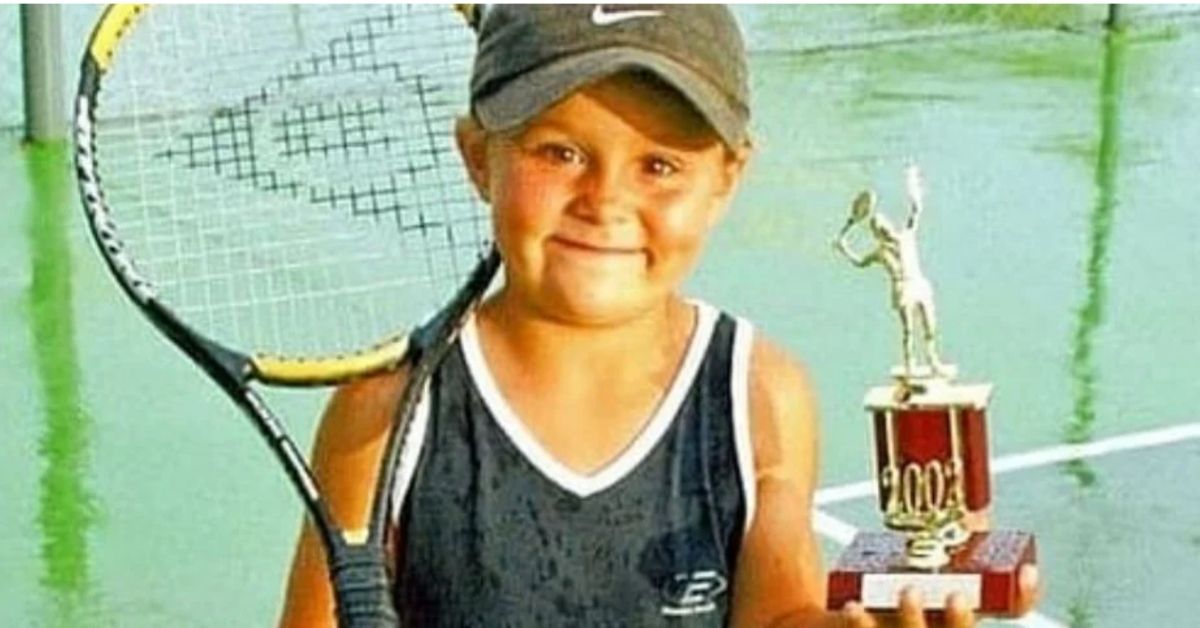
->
<box><xmin>331</xmin><ymin>544</ymin><xmax>400</xmax><ymax>628</ymax></box>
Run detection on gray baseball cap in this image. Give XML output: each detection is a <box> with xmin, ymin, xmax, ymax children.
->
<box><xmin>469</xmin><ymin>4</ymin><xmax>750</xmax><ymax>148</ymax></box>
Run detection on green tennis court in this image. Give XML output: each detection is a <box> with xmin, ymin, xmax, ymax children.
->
<box><xmin>3</xmin><ymin>5</ymin><xmax>1198</xmax><ymax>627</ymax></box>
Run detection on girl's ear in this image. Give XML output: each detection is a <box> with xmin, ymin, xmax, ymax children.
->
<box><xmin>723</xmin><ymin>140</ymin><xmax>753</xmax><ymax>192</ymax></box>
<box><xmin>707</xmin><ymin>140</ymin><xmax>753</xmax><ymax>227</ymax></box>
<box><xmin>455</xmin><ymin>116</ymin><xmax>491</xmax><ymax>203</ymax></box>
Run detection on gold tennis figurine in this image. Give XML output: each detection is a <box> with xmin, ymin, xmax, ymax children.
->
<box><xmin>834</xmin><ymin>163</ymin><xmax>955</xmax><ymax>385</ymax></box>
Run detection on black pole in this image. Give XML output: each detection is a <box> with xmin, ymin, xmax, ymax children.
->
<box><xmin>1104</xmin><ymin>4</ymin><xmax>1123</xmax><ymax>32</ymax></box>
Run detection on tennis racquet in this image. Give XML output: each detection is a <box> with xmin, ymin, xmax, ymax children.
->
<box><xmin>73</xmin><ymin>5</ymin><xmax>498</xmax><ymax>626</ymax></box>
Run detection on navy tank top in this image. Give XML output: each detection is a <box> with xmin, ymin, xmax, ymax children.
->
<box><xmin>391</xmin><ymin>302</ymin><xmax>757</xmax><ymax>626</ymax></box>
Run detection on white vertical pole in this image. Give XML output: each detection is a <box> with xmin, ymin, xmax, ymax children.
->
<box><xmin>21</xmin><ymin>4</ymin><xmax>65</xmax><ymax>144</ymax></box>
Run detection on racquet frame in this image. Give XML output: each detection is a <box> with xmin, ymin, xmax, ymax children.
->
<box><xmin>73</xmin><ymin>5</ymin><xmax>497</xmax><ymax>626</ymax></box>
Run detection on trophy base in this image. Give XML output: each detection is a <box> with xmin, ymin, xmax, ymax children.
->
<box><xmin>827</xmin><ymin>529</ymin><xmax>1035</xmax><ymax>614</ymax></box>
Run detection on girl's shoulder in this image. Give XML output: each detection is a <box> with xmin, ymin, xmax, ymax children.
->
<box><xmin>733</xmin><ymin>321</ymin><xmax>818</xmax><ymax>480</ymax></box>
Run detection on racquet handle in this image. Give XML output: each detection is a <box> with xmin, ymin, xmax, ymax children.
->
<box><xmin>331</xmin><ymin>544</ymin><xmax>400</xmax><ymax>628</ymax></box>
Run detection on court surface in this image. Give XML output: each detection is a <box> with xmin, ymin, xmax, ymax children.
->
<box><xmin>2</xmin><ymin>5</ymin><xmax>1198</xmax><ymax>627</ymax></box>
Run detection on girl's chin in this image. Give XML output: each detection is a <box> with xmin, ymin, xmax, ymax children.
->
<box><xmin>495</xmin><ymin>267</ymin><xmax>668</xmax><ymax>326</ymax></box>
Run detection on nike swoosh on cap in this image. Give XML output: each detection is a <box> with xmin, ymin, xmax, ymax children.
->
<box><xmin>590</xmin><ymin>5</ymin><xmax>664</xmax><ymax>26</ymax></box>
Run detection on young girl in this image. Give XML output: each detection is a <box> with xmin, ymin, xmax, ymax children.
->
<box><xmin>280</xmin><ymin>6</ymin><xmax>1037</xmax><ymax>626</ymax></box>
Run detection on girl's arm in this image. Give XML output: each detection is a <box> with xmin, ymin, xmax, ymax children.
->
<box><xmin>278</xmin><ymin>370</ymin><xmax>406</xmax><ymax>628</ymax></box>
<box><xmin>728</xmin><ymin>336</ymin><xmax>828</xmax><ymax>627</ymax></box>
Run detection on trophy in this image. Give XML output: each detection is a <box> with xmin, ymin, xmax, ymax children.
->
<box><xmin>827</xmin><ymin>165</ymin><xmax>1036</xmax><ymax>614</ymax></box>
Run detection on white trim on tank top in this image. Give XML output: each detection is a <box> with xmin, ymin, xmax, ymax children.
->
<box><xmin>391</xmin><ymin>378</ymin><xmax>432</xmax><ymax>523</ymax></box>
<box><xmin>730</xmin><ymin>317</ymin><xmax>757</xmax><ymax>535</ymax></box>
<box><xmin>460</xmin><ymin>300</ymin><xmax>719</xmax><ymax>498</ymax></box>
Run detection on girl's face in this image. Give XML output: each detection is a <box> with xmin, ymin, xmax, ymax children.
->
<box><xmin>458</xmin><ymin>73</ymin><xmax>749</xmax><ymax>326</ymax></box>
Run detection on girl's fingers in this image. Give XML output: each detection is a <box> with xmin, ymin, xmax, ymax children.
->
<box><xmin>840</xmin><ymin>601</ymin><xmax>878</xmax><ymax>628</ymax></box>
<box><xmin>944</xmin><ymin>591</ymin><xmax>975</xmax><ymax>627</ymax></box>
<box><xmin>897</xmin><ymin>587</ymin><xmax>926</xmax><ymax>627</ymax></box>
<box><xmin>1014</xmin><ymin>563</ymin><xmax>1041</xmax><ymax>616</ymax></box>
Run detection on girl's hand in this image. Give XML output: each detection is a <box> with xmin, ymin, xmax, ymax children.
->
<box><xmin>1009</xmin><ymin>564</ymin><xmax>1042</xmax><ymax>618</ymax></box>
<box><xmin>835</xmin><ymin>588</ymin><xmax>973</xmax><ymax>628</ymax></box>
<box><xmin>832</xmin><ymin>564</ymin><xmax>1040</xmax><ymax>628</ymax></box>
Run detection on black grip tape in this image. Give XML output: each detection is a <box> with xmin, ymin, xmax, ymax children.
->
<box><xmin>332</xmin><ymin>543</ymin><xmax>399</xmax><ymax>628</ymax></box>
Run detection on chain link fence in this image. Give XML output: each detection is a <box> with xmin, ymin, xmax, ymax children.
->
<box><xmin>0</xmin><ymin>5</ymin><xmax>22</xmax><ymax>137</ymax></box>
<box><xmin>0</xmin><ymin>5</ymin><xmax>103</xmax><ymax>141</ymax></box>
<box><xmin>3</xmin><ymin>5</ymin><xmax>1200</xmax><ymax>143</ymax></box>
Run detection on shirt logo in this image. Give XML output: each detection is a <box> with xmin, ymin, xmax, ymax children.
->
<box><xmin>590</xmin><ymin>5</ymin><xmax>664</xmax><ymax>26</ymax></box>
<box><xmin>660</xmin><ymin>570</ymin><xmax>728</xmax><ymax>617</ymax></box>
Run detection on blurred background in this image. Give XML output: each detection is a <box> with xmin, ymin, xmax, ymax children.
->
<box><xmin>2</xmin><ymin>5</ymin><xmax>1198</xmax><ymax>627</ymax></box>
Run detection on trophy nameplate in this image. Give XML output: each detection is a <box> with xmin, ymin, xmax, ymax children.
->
<box><xmin>827</xmin><ymin>165</ymin><xmax>1036</xmax><ymax>613</ymax></box>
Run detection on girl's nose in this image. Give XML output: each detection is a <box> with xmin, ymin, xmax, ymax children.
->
<box><xmin>573</xmin><ymin>163</ymin><xmax>636</xmax><ymax>224</ymax></box>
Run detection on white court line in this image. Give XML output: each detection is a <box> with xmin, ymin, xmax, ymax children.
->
<box><xmin>814</xmin><ymin>509</ymin><xmax>1066</xmax><ymax>628</ymax></box>
<box><xmin>815</xmin><ymin>421</ymin><xmax>1200</xmax><ymax>506</ymax></box>
<box><xmin>992</xmin><ymin>421</ymin><xmax>1200</xmax><ymax>474</ymax></box>
<box><xmin>815</xmin><ymin>478</ymin><xmax>877</xmax><ymax>507</ymax></box>
<box><xmin>814</xmin><ymin>509</ymin><xmax>858</xmax><ymax>545</ymax></box>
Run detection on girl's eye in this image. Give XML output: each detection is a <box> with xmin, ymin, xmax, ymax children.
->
<box><xmin>538</xmin><ymin>143</ymin><xmax>584</xmax><ymax>166</ymax></box>
<box><xmin>644</xmin><ymin>156</ymin><xmax>681</xmax><ymax>178</ymax></box>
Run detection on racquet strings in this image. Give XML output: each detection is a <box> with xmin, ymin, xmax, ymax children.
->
<box><xmin>92</xmin><ymin>5</ymin><xmax>487</xmax><ymax>360</ymax></box>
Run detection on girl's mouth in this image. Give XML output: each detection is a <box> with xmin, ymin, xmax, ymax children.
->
<box><xmin>549</xmin><ymin>235</ymin><xmax>641</xmax><ymax>256</ymax></box>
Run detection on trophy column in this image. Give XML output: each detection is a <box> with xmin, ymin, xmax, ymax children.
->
<box><xmin>826</xmin><ymin>378</ymin><xmax>1036</xmax><ymax>613</ymax></box>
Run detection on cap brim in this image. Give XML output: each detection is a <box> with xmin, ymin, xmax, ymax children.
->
<box><xmin>473</xmin><ymin>47</ymin><xmax>747</xmax><ymax>148</ymax></box>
